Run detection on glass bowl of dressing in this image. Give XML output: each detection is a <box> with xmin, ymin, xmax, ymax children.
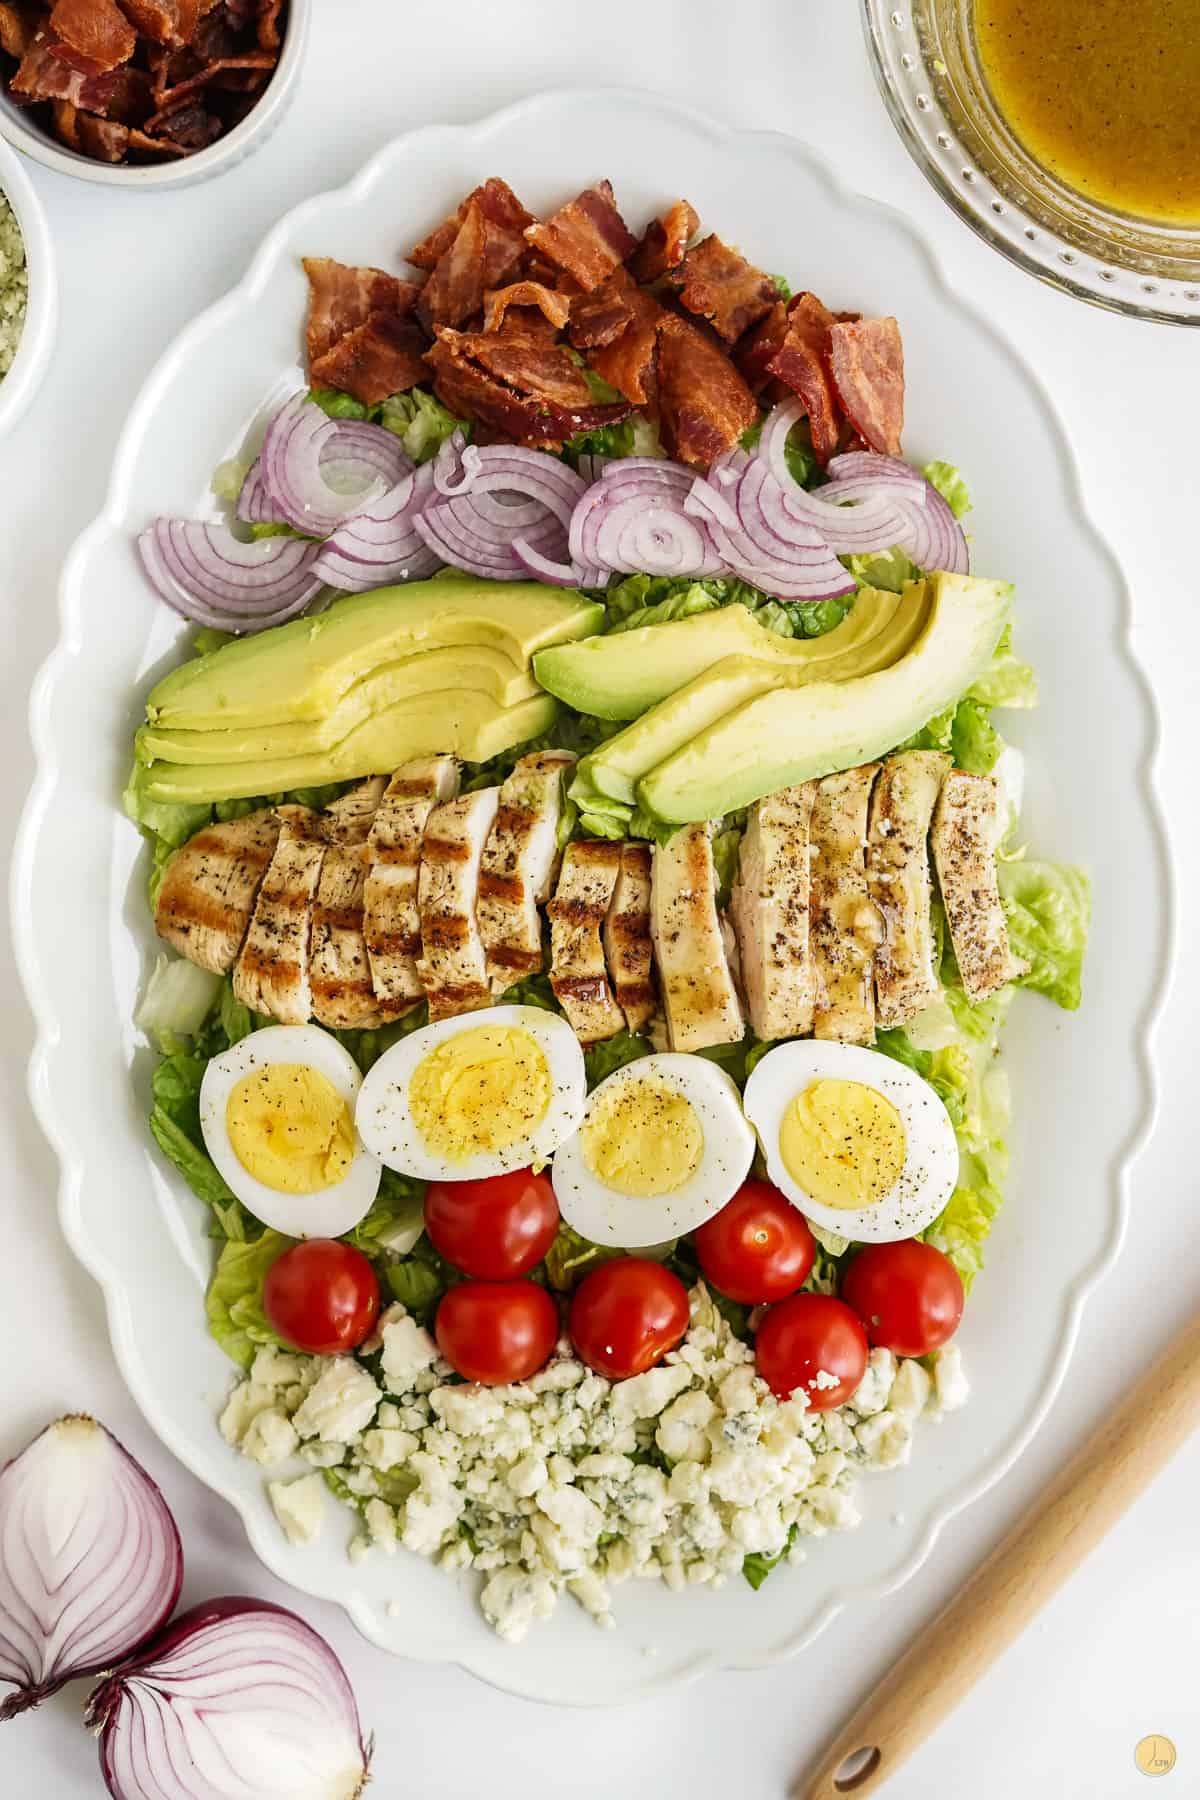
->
<box><xmin>862</xmin><ymin>0</ymin><xmax>1200</xmax><ymax>324</ymax></box>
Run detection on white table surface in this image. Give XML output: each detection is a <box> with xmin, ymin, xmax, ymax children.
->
<box><xmin>1</xmin><ymin>4</ymin><xmax>1196</xmax><ymax>1796</ymax></box>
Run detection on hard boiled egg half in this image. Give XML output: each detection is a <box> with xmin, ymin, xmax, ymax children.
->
<box><xmin>355</xmin><ymin>1005</ymin><xmax>587</xmax><ymax>1181</ymax></box>
<box><xmin>199</xmin><ymin>1025</ymin><xmax>381</xmax><ymax>1237</ymax></box>
<box><xmin>552</xmin><ymin>1054</ymin><xmax>756</xmax><ymax>1247</ymax></box>
<box><xmin>742</xmin><ymin>1041</ymin><xmax>958</xmax><ymax>1244</ymax></box>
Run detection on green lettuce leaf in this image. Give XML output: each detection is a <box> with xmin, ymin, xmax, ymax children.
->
<box><xmin>742</xmin><ymin>1522</ymin><xmax>799</xmax><ymax>1591</ymax></box>
<box><xmin>950</xmin><ymin>696</ymin><xmax>1002</xmax><ymax>774</ymax></box>
<box><xmin>206</xmin><ymin>1230</ymin><xmax>294</xmax><ymax>1367</ymax></box>
<box><xmin>999</xmin><ymin>860</ymin><xmax>1091</xmax><ymax>1010</ymax></box>
<box><xmin>348</xmin><ymin>1169</ymin><xmax>427</xmax><ymax>1256</ymax></box>
<box><xmin>308</xmin><ymin>386</ymin><xmax>372</xmax><ymax>421</ymax></box>
<box><xmin>600</xmin><ymin>573</ymin><xmax>848</xmax><ymax>643</ymax></box>
<box><xmin>544</xmin><ymin>1224</ymin><xmax>623</xmax><ymax>1291</ymax></box>
<box><xmin>845</xmin><ymin>547</ymin><xmax>918</xmax><ymax>594</ymax></box>
<box><xmin>378</xmin><ymin>387</ymin><xmax>468</xmax><ymax>462</ymax></box>
<box><xmin>968</xmin><ymin>625</ymin><xmax>1038</xmax><ymax>710</ymax></box>
<box><xmin>922</xmin><ymin>460</ymin><xmax>972</xmax><ymax>519</ymax></box>
<box><xmin>584</xmin><ymin>1030</ymin><xmax>652</xmax><ymax>1089</ymax></box>
<box><xmin>384</xmin><ymin>1246</ymin><xmax>452</xmax><ymax>1325</ymax></box>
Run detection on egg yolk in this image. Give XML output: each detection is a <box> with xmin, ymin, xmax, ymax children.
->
<box><xmin>226</xmin><ymin>1063</ymin><xmax>355</xmax><ymax>1194</ymax></box>
<box><xmin>409</xmin><ymin>1025</ymin><xmax>551</xmax><ymax>1162</ymax></box>
<box><xmin>780</xmin><ymin>1079</ymin><xmax>906</xmax><ymax>1211</ymax></box>
<box><xmin>582</xmin><ymin>1076</ymin><xmax>704</xmax><ymax>1197</ymax></box>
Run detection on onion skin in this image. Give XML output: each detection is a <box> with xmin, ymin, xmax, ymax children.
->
<box><xmin>0</xmin><ymin>1415</ymin><xmax>182</xmax><ymax>1722</ymax></box>
<box><xmin>86</xmin><ymin>1597</ymin><xmax>372</xmax><ymax>1800</ymax></box>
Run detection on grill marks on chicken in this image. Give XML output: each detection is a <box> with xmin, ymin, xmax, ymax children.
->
<box><xmin>363</xmin><ymin>757</ymin><xmax>459</xmax><ymax>1018</ymax></box>
<box><xmin>478</xmin><ymin>750</ymin><xmax>574</xmax><ymax>993</ymax></box>
<box><xmin>416</xmin><ymin>787</ymin><xmax>501</xmax><ymax>1020</ymax></box>
<box><xmin>548</xmin><ymin>841</ymin><xmax>626</xmax><ymax>1044</ymax></box>
<box><xmin>603</xmin><ymin>842</ymin><xmax>656</xmax><ymax>1035</ymax></box>
<box><xmin>730</xmin><ymin>784</ymin><xmax>817</xmax><ymax>1042</ymax></box>
<box><xmin>931</xmin><ymin>770</ymin><xmax>1029</xmax><ymax>1004</ymax></box>
<box><xmin>232</xmin><ymin>806</ymin><xmax>328</xmax><ymax>1025</ymax></box>
<box><xmin>153</xmin><ymin>753</ymin><xmax>1023</xmax><ymax>1041</ymax></box>
<box><xmin>867</xmin><ymin>751</ymin><xmax>951</xmax><ymax>1028</ymax></box>
<box><xmin>154</xmin><ymin>807</ymin><xmax>281</xmax><ymax>973</ymax></box>
<box><xmin>651</xmin><ymin>823</ymin><xmax>744</xmax><ymax>1053</ymax></box>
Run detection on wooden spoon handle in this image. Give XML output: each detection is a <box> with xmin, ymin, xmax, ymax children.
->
<box><xmin>799</xmin><ymin>1311</ymin><xmax>1200</xmax><ymax>1799</ymax></box>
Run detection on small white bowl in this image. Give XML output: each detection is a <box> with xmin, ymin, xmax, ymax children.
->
<box><xmin>0</xmin><ymin>134</ymin><xmax>55</xmax><ymax>439</ymax></box>
<box><xmin>0</xmin><ymin>0</ymin><xmax>310</xmax><ymax>191</ymax></box>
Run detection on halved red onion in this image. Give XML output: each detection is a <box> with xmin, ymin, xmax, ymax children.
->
<box><xmin>314</xmin><ymin>463</ymin><xmax>442</xmax><ymax>592</ymax></box>
<box><xmin>0</xmin><ymin>1416</ymin><xmax>182</xmax><ymax>1721</ymax></box>
<box><xmin>139</xmin><ymin>520</ymin><xmax>325</xmax><ymax>633</ymax></box>
<box><xmin>258</xmin><ymin>395</ymin><xmax>408</xmax><ymax>537</ymax></box>
<box><xmin>85</xmin><ymin>1597</ymin><xmax>371</xmax><ymax>1800</ymax></box>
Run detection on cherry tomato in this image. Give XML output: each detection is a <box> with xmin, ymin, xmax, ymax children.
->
<box><xmin>568</xmin><ymin>1258</ymin><xmax>689</xmax><ymax>1381</ymax></box>
<box><xmin>424</xmin><ymin>1167</ymin><xmax>559</xmax><ymax>1281</ymax></box>
<box><xmin>754</xmin><ymin>1293</ymin><xmax>868</xmax><ymax>1409</ymax></box>
<box><xmin>262</xmin><ymin>1239</ymin><xmax>380</xmax><ymax>1355</ymax></box>
<box><xmin>841</xmin><ymin>1239</ymin><xmax>964</xmax><ymax>1357</ymax></box>
<box><xmin>692</xmin><ymin>1179</ymin><xmax>816</xmax><ymax>1304</ymax></box>
<box><xmin>435</xmin><ymin>1280</ymin><xmax>559</xmax><ymax>1385</ymax></box>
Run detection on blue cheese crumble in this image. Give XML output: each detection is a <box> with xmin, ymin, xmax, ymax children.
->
<box><xmin>221</xmin><ymin>1285</ymin><xmax>967</xmax><ymax>1642</ymax></box>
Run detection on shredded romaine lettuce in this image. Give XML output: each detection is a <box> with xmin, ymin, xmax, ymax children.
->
<box><xmin>922</xmin><ymin>460</ymin><xmax>972</xmax><ymax>519</ymax></box>
<box><xmin>601</xmin><ymin>572</ymin><xmax>848</xmax><ymax>642</ymax></box>
<box><xmin>379</xmin><ymin>387</ymin><xmax>468</xmax><ymax>462</ymax></box>
<box><xmin>206</xmin><ymin>1230</ymin><xmax>295</xmax><ymax>1368</ymax></box>
<box><xmin>999</xmin><ymin>859</ymin><xmax>1091</xmax><ymax>1011</ymax></box>
<box><xmin>136</xmin><ymin>954</ymin><xmax>221</xmax><ymax>1053</ymax></box>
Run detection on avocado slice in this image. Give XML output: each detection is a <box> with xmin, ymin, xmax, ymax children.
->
<box><xmin>141</xmin><ymin>691</ymin><xmax>558</xmax><ymax>806</ymax></box>
<box><xmin>138</xmin><ymin>646</ymin><xmax>539</xmax><ymax>767</ymax></box>
<box><xmin>580</xmin><ymin>582</ymin><xmax>931</xmax><ymax>806</ymax></box>
<box><xmin>147</xmin><ymin>581</ymin><xmax>602</xmax><ymax>731</ymax></box>
<box><xmin>638</xmin><ymin>573</ymin><xmax>1011</xmax><ymax>823</ymax></box>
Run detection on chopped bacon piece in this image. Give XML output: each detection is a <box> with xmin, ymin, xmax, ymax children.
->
<box><xmin>827</xmin><ymin>316</ymin><xmax>905</xmax><ymax>456</ymax></box>
<box><xmin>301</xmin><ymin>257</ymin><xmax>422</xmax><ymax>363</ymax></box>
<box><xmin>655</xmin><ymin>315</ymin><xmax>758</xmax><ymax>469</ymax></box>
<box><xmin>0</xmin><ymin>3</ymin><xmax>40</xmax><ymax>58</ymax></box>
<box><xmin>311</xmin><ymin>312</ymin><xmax>428</xmax><ymax>407</ymax></box>
<box><xmin>433</xmin><ymin>326</ymin><xmax>592</xmax><ymax>412</ymax></box>
<box><xmin>417</xmin><ymin>195</ymin><xmax>527</xmax><ymax>331</ymax></box>
<box><xmin>628</xmin><ymin>198</ymin><xmax>698</xmax><ymax>283</ymax></box>
<box><xmin>107</xmin><ymin>60</ymin><xmax>152</xmax><ymax>121</ymax></box>
<box><xmin>146</xmin><ymin>96</ymin><xmax>221</xmax><ymax>145</ymax></box>
<box><xmin>524</xmin><ymin>181</ymin><xmax>638</xmax><ymax>293</ymax></box>
<box><xmin>586</xmin><ymin>273</ymin><xmax>665</xmax><ymax>406</ymax></box>
<box><xmin>426</xmin><ymin>331</ymin><xmax>631</xmax><ymax>451</ymax></box>
<box><xmin>482</xmin><ymin>281</ymin><xmax>570</xmax><ymax>335</ymax></box>
<box><xmin>568</xmin><ymin>276</ymin><xmax>634</xmax><ymax>351</ymax></box>
<box><xmin>734</xmin><ymin>299</ymin><xmax>789</xmax><ymax>395</ymax></box>
<box><xmin>51</xmin><ymin>97</ymin><xmax>81</xmax><ymax>147</ymax></box>
<box><xmin>126</xmin><ymin>122</ymin><xmax>189</xmax><ymax>156</ymax></box>
<box><xmin>408</xmin><ymin>178</ymin><xmax>532</xmax><ymax>271</ymax></box>
<box><xmin>764</xmin><ymin>290</ymin><xmax>842</xmax><ymax>465</ymax></box>
<box><xmin>116</xmin><ymin>0</ymin><xmax>198</xmax><ymax>44</ymax></box>
<box><xmin>78</xmin><ymin>111</ymin><xmax>132</xmax><ymax>158</ymax></box>
<box><xmin>50</xmin><ymin>0</ymin><xmax>137</xmax><ymax>71</ymax></box>
<box><xmin>676</xmin><ymin>234</ymin><xmax>779</xmax><ymax>343</ymax></box>
<box><xmin>149</xmin><ymin>49</ymin><xmax>272</xmax><ymax>108</ymax></box>
<box><xmin>223</xmin><ymin>0</ymin><xmax>255</xmax><ymax>24</ymax></box>
<box><xmin>10</xmin><ymin>32</ymin><xmax>117</xmax><ymax>110</ymax></box>
<box><xmin>191</xmin><ymin>9</ymin><xmax>237</xmax><ymax>58</ymax></box>
<box><xmin>256</xmin><ymin>0</ymin><xmax>280</xmax><ymax>51</ymax></box>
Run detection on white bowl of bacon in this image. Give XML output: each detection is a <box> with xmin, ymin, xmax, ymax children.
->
<box><xmin>0</xmin><ymin>0</ymin><xmax>310</xmax><ymax>186</ymax></box>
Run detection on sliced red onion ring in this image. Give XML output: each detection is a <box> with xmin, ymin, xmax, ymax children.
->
<box><xmin>85</xmin><ymin>1597</ymin><xmax>371</xmax><ymax>1800</ymax></box>
<box><xmin>235</xmin><ymin>459</ymin><xmax>280</xmax><ymax>526</ymax></box>
<box><xmin>689</xmin><ymin>451</ymin><xmax>854</xmax><ymax>600</ymax></box>
<box><xmin>259</xmin><ymin>395</ymin><xmax>408</xmax><ymax>536</ymax></box>
<box><xmin>314</xmin><ymin>463</ymin><xmax>443</xmax><ymax>592</ymax></box>
<box><xmin>568</xmin><ymin>457</ymin><xmax>722</xmax><ymax>578</ymax></box>
<box><xmin>433</xmin><ymin>432</ymin><xmax>476</xmax><ymax>496</ymax></box>
<box><xmin>756</xmin><ymin>401</ymin><xmax>908</xmax><ymax>553</ymax></box>
<box><xmin>140</xmin><ymin>520</ymin><xmax>325</xmax><ymax>633</ymax></box>
<box><xmin>827</xmin><ymin>448</ymin><xmax>969</xmax><ymax>573</ymax></box>
<box><xmin>0</xmin><ymin>1416</ymin><xmax>182</xmax><ymax>1721</ymax></box>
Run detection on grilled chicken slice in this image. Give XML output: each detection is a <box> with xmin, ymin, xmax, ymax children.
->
<box><xmin>867</xmin><ymin>751</ymin><xmax>952</xmax><ymax>1028</ymax></box>
<box><xmin>548</xmin><ymin>841</ymin><xmax>626</xmax><ymax>1043</ymax></box>
<box><xmin>233</xmin><ymin>806</ymin><xmax>328</xmax><ymax>1025</ymax></box>
<box><xmin>310</xmin><ymin>778</ymin><xmax>387</xmax><ymax>1031</ymax></box>
<box><xmin>809</xmin><ymin>765</ymin><xmax>884</xmax><ymax>1045</ymax></box>
<box><xmin>651</xmin><ymin>823</ymin><xmax>744</xmax><ymax>1052</ymax></box>
<box><xmin>363</xmin><ymin>757</ymin><xmax>460</xmax><ymax>1018</ymax></box>
<box><xmin>417</xmin><ymin>787</ymin><xmax>501</xmax><ymax>1019</ymax></box>
<box><xmin>478</xmin><ymin>750</ymin><xmax>575</xmax><ymax>993</ymax></box>
<box><xmin>603</xmin><ymin>842</ymin><xmax>656</xmax><ymax>1035</ymax></box>
<box><xmin>154</xmin><ymin>808</ymin><xmax>282</xmax><ymax>974</ymax></box>
<box><xmin>931</xmin><ymin>769</ymin><xmax>1029</xmax><ymax>1004</ymax></box>
<box><xmin>729</xmin><ymin>784</ymin><xmax>817</xmax><ymax>1041</ymax></box>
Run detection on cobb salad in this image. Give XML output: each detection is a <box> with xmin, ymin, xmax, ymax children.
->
<box><xmin>125</xmin><ymin>177</ymin><xmax>1090</xmax><ymax>1641</ymax></box>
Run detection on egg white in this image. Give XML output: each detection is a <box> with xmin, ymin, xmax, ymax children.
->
<box><xmin>551</xmin><ymin>1054</ymin><xmax>756</xmax><ymax>1248</ymax></box>
<box><xmin>199</xmin><ymin>1024</ymin><xmax>381</xmax><ymax>1239</ymax></box>
<box><xmin>742</xmin><ymin>1040</ymin><xmax>959</xmax><ymax>1244</ymax></box>
<box><xmin>354</xmin><ymin>1005</ymin><xmax>587</xmax><ymax>1181</ymax></box>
